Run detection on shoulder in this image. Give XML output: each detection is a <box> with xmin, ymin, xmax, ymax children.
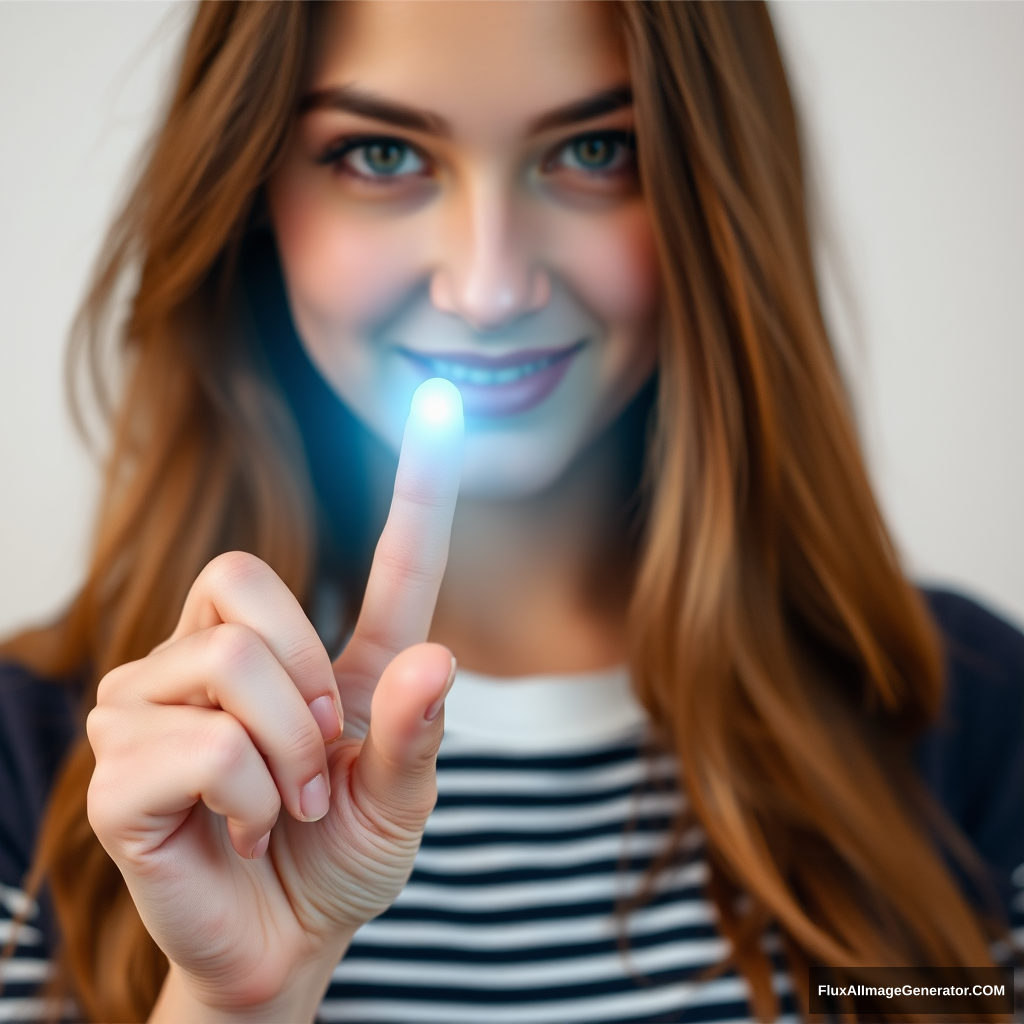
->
<box><xmin>914</xmin><ymin>589</ymin><xmax>1024</xmax><ymax>923</ymax></box>
<box><xmin>0</xmin><ymin>662</ymin><xmax>80</xmax><ymax>882</ymax></box>
<box><xmin>0</xmin><ymin>663</ymin><xmax>79</xmax><ymax>1018</ymax></box>
<box><xmin>925</xmin><ymin>588</ymin><xmax>1024</xmax><ymax>681</ymax></box>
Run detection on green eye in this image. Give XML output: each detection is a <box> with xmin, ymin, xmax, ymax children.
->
<box><xmin>362</xmin><ymin>141</ymin><xmax>410</xmax><ymax>174</ymax></box>
<box><xmin>572</xmin><ymin>136</ymin><xmax>615</xmax><ymax>169</ymax></box>
<box><xmin>320</xmin><ymin>137</ymin><xmax>428</xmax><ymax>179</ymax></box>
<box><xmin>556</xmin><ymin>131</ymin><xmax>636</xmax><ymax>175</ymax></box>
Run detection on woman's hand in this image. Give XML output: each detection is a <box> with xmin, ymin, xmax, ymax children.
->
<box><xmin>86</xmin><ymin>385</ymin><xmax>463</xmax><ymax>1022</ymax></box>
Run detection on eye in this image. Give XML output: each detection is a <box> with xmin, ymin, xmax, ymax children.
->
<box><xmin>547</xmin><ymin>131</ymin><xmax>636</xmax><ymax>176</ymax></box>
<box><xmin>318</xmin><ymin>136</ymin><xmax>428</xmax><ymax>180</ymax></box>
<box><xmin>348</xmin><ymin>139</ymin><xmax>425</xmax><ymax>177</ymax></box>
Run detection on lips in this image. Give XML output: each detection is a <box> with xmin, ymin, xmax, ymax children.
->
<box><xmin>398</xmin><ymin>341</ymin><xmax>586</xmax><ymax>417</ymax></box>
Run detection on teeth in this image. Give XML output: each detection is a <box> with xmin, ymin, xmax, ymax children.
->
<box><xmin>426</xmin><ymin>354</ymin><xmax>555</xmax><ymax>386</ymax></box>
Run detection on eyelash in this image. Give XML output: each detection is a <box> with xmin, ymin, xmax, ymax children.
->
<box><xmin>316</xmin><ymin>130</ymin><xmax>637</xmax><ymax>182</ymax></box>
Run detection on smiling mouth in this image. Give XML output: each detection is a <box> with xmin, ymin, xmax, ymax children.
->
<box><xmin>397</xmin><ymin>340</ymin><xmax>587</xmax><ymax>417</ymax></box>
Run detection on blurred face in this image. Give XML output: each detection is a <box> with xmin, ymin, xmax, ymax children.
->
<box><xmin>269</xmin><ymin>1</ymin><xmax>660</xmax><ymax>499</ymax></box>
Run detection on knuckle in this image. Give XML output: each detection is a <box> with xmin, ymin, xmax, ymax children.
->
<box><xmin>199</xmin><ymin>715</ymin><xmax>251</xmax><ymax>777</ymax></box>
<box><xmin>392</xmin><ymin>482</ymin><xmax>454</xmax><ymax>513</ymax></box>
<box><xmin>85</xmin><ymin>704</ymin><xmax>114</xmax><ymax>751</ymax></box>
<box><xmin>86</xmin><ymin>767</ymin><xmax>123</xmax><ymax>842</ymax></box>
<box><xmin>94</xmin><ymin>661</ymin><xmax>135</xmax><ymax>706</ymax></box>
<box><xmin>202</xmin><ymin>550</ymin><xmax>267</xmax><ymax>594</ymax></box>
<box><xmin>375</xmin><ymin>544</ymin><xmax>440</xmax><ymax>589</ymax></box>
<box><xmin>352</xmin><ymin>623</ymin><xmax>402</xmax><ymax>667</ymax></box>
<box><xmin>203</xmin><ymin>621</ymin><xmax>263</xmax><ymax>678</ymax></box>
<box><xmin>362</xmin><ymin>771</ymin><xmax>437</xmax><ymax>837</ymax></box>
<box><xmin>279</xmin><ymin>716</ymin><xmax>322</xmax><ymax>765</ymax></box>
<box><xmin>281</xmin><ymin>633</ymin><xmax>332</xmax><ymax>684</ymax></box>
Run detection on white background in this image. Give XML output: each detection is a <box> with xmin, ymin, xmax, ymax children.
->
<box><xmin>0</xmin><ymin>1</ymin><xmax>1021</xmax><ymax>640</ymax></box>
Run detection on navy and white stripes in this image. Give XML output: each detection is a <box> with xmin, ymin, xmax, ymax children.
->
<box><xmin>319</xmin><ymin>666</ymin><xmax>797</xmax><ymax>1024</ymax></box>
<box><xmin>0</xmin><ymin>884</ymin><xmax>67</xmax><ymax>1023</ymax></box>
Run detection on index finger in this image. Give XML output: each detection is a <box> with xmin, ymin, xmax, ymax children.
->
<box><xmin>337</xmin><ymin>378</ymin><xmax>463</xmax><ymax>688</ymax></box>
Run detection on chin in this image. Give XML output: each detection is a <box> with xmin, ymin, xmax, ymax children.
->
<box><xmin>458</xmin><ymin>430</ymin><xmax>585</xmax><ymax>500</ymax></box>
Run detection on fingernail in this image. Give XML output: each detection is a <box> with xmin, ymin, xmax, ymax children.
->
<box><xmin>424</xmin><ymin>655</ymin><xmax>458</xmax><ymax>722</ymax></box>
<box><xmin>300</xmin><ymin>773</ymin><xmax>330</xmax><ymax>821</ymax></box>
<box><xmin>250</xmin><ymin>830</ymin><xmax>271</xmax><ymax>859</ymax></box>
<box><xmin>308</xmin><ymin>694</ymin><xmax>342</xmax><ymax>743</ymax></box>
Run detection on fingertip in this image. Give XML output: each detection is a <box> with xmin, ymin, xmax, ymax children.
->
<box><xmin>227</xmin><ymin>819</ymin><xmax>269</xmax><ymax>860</ymax></box>
<box><xmin>392</xmin><ymin>643</ymin><xmax>457</xmax><ymax>707</ymax></box>
<box><xmin>250</xmin><ymin>830</ymin><xmax>271</xmax><ymax>859</ymax></box>
<box><xmin>368</xmin><ymin>643</ymin><xmax>457</xmax><ymax>753</ymax></box>
<box><xmin>408</xmin><ymin>378</ymin><xmax>464</xmax><ymax>435</ymax></box>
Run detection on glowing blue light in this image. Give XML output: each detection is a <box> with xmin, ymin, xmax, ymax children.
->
<box><xmin>409</xmin><ymin>377</ymin><xmax>464</xmax><ymax>432</ymax></box>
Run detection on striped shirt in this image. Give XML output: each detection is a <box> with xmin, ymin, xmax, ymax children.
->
<box><xmin>1</xmin><ymin>589</ymin><xmax>1022</xmax><ymax>1022</ymax></box>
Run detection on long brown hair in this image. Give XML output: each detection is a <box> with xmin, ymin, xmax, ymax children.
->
<box><xmin>1</xmin><ymin>3</ymin><xmax>1004</xmax><ymax>1021</ymax></box>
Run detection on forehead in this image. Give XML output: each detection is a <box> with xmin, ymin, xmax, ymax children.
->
<box><xmin>312</xmin><ymin>1</ymin><xmax>628</xmax><ymax>137</ymax></box>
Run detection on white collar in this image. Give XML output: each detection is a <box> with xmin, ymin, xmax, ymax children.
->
<box><xmin>441</xmin><ymin>663</ymin><xmax>647</xmax><ymax>753</ymax></box>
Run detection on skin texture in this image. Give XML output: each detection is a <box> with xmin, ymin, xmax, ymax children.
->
<box><xmin>87</xmin><ymin>4</ymin><xmax>660</xmax><ymax>1021</ymax></box>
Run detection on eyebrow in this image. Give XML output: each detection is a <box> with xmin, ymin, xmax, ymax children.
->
<box><xmin>297</xmin><ymin>83</ymin><xmax>633</xmax><ymax>138</ymax></box>
<box><xmin>527</xmin><ymin>84</ymin><xmax>633</xmax><ymax>134</ymax></box>
<box><xmin>299</xmin><ymin>86</ymin><xmax>451</xmax><ymax>136</ymax></box>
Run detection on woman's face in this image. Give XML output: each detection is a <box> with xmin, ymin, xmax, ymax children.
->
<box><xmin>269</xmin><ymin>1</ymin><xmax>660</xmax><ymax>499</ymax></box>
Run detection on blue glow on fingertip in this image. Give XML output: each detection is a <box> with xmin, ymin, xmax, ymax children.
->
<box><xmin>409</xmin><ymin>377</ymin><xmax>464</xmax><ymax>431</ymax></box>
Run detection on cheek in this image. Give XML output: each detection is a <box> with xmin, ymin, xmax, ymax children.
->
<box><xmin>268</xmin><ymin>172</ymin><xmax>425</xmax><ymax>332</ymax></box>
<box><xmin>550</xmin><ymin>204</ymin><xmax>661</xmax><ymax>336</ymax></box>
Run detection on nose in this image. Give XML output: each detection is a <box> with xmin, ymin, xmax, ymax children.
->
<box><xmin>429</xmin><ymin>176</ymin><xmax>550</xmax><ymax>332</ymax></box>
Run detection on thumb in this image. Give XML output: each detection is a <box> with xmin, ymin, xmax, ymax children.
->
<box><xmin>351</xmin><ymin>643</ymin><xmax>456</xmax><ymax>836</ymax></box>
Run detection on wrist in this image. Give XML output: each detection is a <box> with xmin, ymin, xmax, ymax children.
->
<box><xmin>149</xmin><ymin>936</ymin><xmax>353</xmax><ymax>1024</ymax></box>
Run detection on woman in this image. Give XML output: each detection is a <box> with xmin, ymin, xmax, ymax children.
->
<box><xmin>1</xmin><ymin>2</ymin><xmax>1021</xmax><ymax>1022</ymax></box>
